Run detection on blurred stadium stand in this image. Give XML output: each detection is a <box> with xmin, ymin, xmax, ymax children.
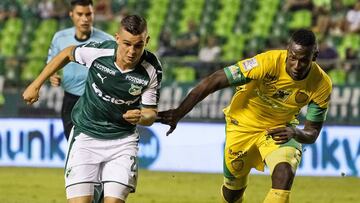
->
<box><xmin>0</xmin><ymin>0</ymin><xmax>360</xmax><ymax>124</ymax></box>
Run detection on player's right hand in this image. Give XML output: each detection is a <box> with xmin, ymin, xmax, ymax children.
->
<box><xmin>50</xmin><ymin>73</ymin><xmax>61</xmax><ymax>87</ymax></box>
<box><xmin>156</xmin><ymin>109</ymin><xmax>180</xmax><ymax>136</ymax></box>
<box><xmin>22</xmin><ymin>85</ymin><xmax>40</xmax><ymax>105</ymax></box>
<box><xmin>123</xmin><ymin>109</ymin><xmax>142</xmax><ymax>125</ymax></box>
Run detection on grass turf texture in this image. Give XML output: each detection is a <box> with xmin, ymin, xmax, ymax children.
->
<box><xmin>0</xmin><ymin>167</ymin><xmax>359</xmax><ymax>203</ymax></box>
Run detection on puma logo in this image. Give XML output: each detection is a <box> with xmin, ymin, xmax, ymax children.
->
<box><xmin>97</xmin><ymin>73</ymin><xmax>107</xmax><ymax>84</ymax></box>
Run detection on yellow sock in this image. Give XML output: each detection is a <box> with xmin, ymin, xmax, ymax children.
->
<box><xmin>263</xmin><ymin>189</ymin><xmax>290</xmax><ymax>203</ymax></box>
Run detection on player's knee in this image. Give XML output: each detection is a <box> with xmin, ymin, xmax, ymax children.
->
<box><xmin>272</xmin><ymin>162</ymin><xmax>295</xmax><ymax>190</ymax></box>
<box><xmin>221</xmin><ymin>185</ymin><xmax>246</xmax><ymax>203</ymax></box>
<box><xmin>222</xmin><ymin>176</ymin><xmax>248</xmax><ymax>203</ymax></box>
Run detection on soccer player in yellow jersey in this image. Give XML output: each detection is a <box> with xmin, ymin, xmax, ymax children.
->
<box><xmin>157</xmin><ymin>29</ymin><xmax>332</xmax><ymax>203</ymax></box>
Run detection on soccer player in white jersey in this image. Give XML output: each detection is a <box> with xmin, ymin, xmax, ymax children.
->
<box><xmin>23</xmin><ymin>15</ymin><xmax>162</xmax><ymax>203</ymax></box>
<box><xmin>47</xmin><ymin>1</ymin><xmax>113</xmax><ymax>202</ymax></box>
<box><xmin>48</xmin><ymin>0</ymin><xmax>113</xmax><ymax>140</ymax></box>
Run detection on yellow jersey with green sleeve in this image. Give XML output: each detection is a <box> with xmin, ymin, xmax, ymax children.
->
<box><xmin>223</xmin><ymin>50</ymin><xmax>332</xmax><ymax>132</ymax></box>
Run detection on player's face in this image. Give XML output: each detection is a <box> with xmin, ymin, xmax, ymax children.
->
<box><xmin>70</xmin><ymin>5</ymin><xmax>94</xmax><ymax>35</ymax></box>
<box><xmin>286</xmin><ymin>42</ymin><xmax>315</xmax><ymax>80</ymax></box>
<box><xmin>115</xmin><ymin>28</ymin><xmax>149</xmax><ymax>68</ymax></box>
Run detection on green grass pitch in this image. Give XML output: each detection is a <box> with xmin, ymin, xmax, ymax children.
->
<box><xmin>0</xmin><ymin>167</ymin><xmax>359</xmax><ymax>203</ymax></box>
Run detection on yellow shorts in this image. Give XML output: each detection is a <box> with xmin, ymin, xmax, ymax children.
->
<box><xmin>223</xmin><ymin>117</ymin><xmax>302</xmax><ymax>180</ymax></box>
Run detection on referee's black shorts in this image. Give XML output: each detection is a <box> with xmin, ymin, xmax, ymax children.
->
<box><xmin>61</xmin><ymin>91</ymin><xmax>80</xmax><ymax>140</ymax></box>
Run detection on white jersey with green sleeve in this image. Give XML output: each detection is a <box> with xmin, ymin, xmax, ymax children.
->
<box><xmin>71</xmin><ymin>40</ymin><xmax>162</xmax><ymax>139</ymax></box>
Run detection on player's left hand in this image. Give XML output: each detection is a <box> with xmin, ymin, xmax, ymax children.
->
<box><xmin>267</xmin><ymin>127</ymin><xmax>296</xmax><ymax>144</ymax></box>
<box><xmin>156</xmin><ymin>109</ymin><xmax>180</xmax><ymax>136</ymax></box>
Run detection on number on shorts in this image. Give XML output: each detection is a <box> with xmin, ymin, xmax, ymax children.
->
<box><xmin>130</xmin><ymin>156</ymin><xmax>137</xmax><ymax>172</ymax></box>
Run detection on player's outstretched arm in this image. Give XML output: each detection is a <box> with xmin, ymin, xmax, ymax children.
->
<box><xmin>267</xmin><ymin>120</ymin><xmax>323</xmax><ymax>144</ymax></box>
<box><xmin>22</xmin><ymin>45</ymin><xmax>76</xmax><ymax>105</ymax></box>
<box><xmin>158</xmin><ymin>69</ymin><xmax>230</xmax><ymax>135</ymax></box>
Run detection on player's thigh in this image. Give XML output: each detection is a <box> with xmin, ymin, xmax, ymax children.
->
<box><xmin>224</xmin><ymin>128</ymin><xmax>263</xmax><ymax>189</ymax></box>
<box><xmin>65</xmin><ymin>132</ymin><xmax>104</xmax><ymax>194</ymax></box>
<box><xmin>101</xmin><ymin>133</ymin><xmax>139</xmax><ymax>197</ymax></box>
<box><xmin>264</xmin><ymin>146</ymin><xmax>302</xmax><ymax>175</ymax></box>
<box><xmin>256</xmin><ymin>130</ymin><xmax>302</xmax><ymax>174</ymax></box>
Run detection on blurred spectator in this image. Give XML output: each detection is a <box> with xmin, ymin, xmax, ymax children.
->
<box><xmin>22</xmin><ymin>0</ymin><xmax>39</xmax><ymax>18</ymax></box>
<box><xmin>0</xmin><ymin>1</ymin><xmax>20</xmax><ymax>21</ymax></box>
<box><xmin>329</xmin><ymin>0</ymin><xmax>347</xmax><ymax>36</ymax></box>
<box><xmin>157</xmin><ymin>29</ymin><xmax>177</xmax><ymax>57</ymax></box>
<box><xmin>4</xmin><ymin>57</ymin><xmax>19</xmax><ymax>84</ymax></box>
<box><xmin>0</xmin><ymin>4</ymin><xmax>7</xmax><ymax>22</ymax></box>
<box><xmin>53</xmin><ymin>0</ymin><xmax>68</xmax><ymax>19</ymax></box>
<box><xmin>344</xmin><ymin>47</ymin><xmax>359</xmax><ymax>71</ymax></box>
<box><xmin>312</xmin><ymin>6</ymin><xmax>331</xmax><ymax>35</ymax></box>
<box><xmin>345</xmin><ymin>1</ymin><xmax>360</xmax><ymax>33</ymax></box>
<box><xmin>283</xmin><ymin>0</ymin><xmax>313</xmax><ymax>12</ymax></box>
<box><xmin>94</xmin><ymin>0</ymin><xmax>113</xmax><ymax>21</ymax></box>
<box><xmin>198</xmin><ymin>35</ymin><xmax>221</xmax><ymax>62</ymax></box>
<box><xmin>38</xmin><ymin>0</ymin><xmax>56</xmax><ymax>19</ymax></box>
<box><xmin>316</xmin><ymin>39</ymin><xmax>338</xmax><ymax>72</ymax></box>
<box><xmin>113</xmin><ymin>6</ymin><xmax>129</xmax><ymax>22</ymax></box>
<box><xmin>344</xmin><ymin>47</ymin><xmax>359</xmax><ymax>84</ymax></box>
<box><xmin>197</xmin><ymin>35</ymin><xmax>222</xmax><ymax>79</ymax></box>
<box><xmin>7</xmin><ymin>4</ymin><xmax>19</xmax><ymax>18</ymax></box>
<box><xmin>174</xmin><ymin>20</ymin><xmax>200</xmax><ymax>56</ymax></box>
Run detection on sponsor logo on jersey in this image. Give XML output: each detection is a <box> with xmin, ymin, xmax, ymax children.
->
<box><xmin>272</xmin><ymin>89</ymin><xmax>292</xmax><ymax>101</ymax></box>
<box><xmin>128</xmin><ymin>84</ymin><xmax>142</xmax><ymax>96</ymax></box>
<box><xmin>125</xmin><ymin>75</ymin><xmax>149</xmax><ymax>86</ymax></box>
<box><xmin>92</xmin><ymin>83</ymin><xmax>139</xmax><ymax>105</ymax></box>
<box><xmin>255</xmin><ymin>89</ymin><xmax>287</xmax><ymax>110</ymax></box>
<box><xmin>94</xmin><ymin>62</ymin><xmax>116</xmax><ymax>76</ymax></box>
<box><xmin>97</xmin><ymin>73</ymin><xmax>107</xmax><ymax>83</ymax></box>
<box><xmin>137</xmin><ymin>127</ymin><xmax>160</xmax><ymax>168</ymax></box>
<box><xmin>264</xmin><ymin>73</ymin><xmax>277</xmax><ymax>82</ymax></box>
<box><xmin>242</xmin><ymin>58</ymin><xmax>258</xmax><ymax>71</ymax></box>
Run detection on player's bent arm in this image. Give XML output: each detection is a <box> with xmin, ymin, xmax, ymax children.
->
<box><xmin>28</xmin><ymin>46</ymin><xmax>76</xmax><ymax>89</ymax></box>
<box><xmin>23</xmin><ymin>46</ymin><xmax>76</xmax><ymax>104</ymax></box>
<box><xmin>175</xmin><ymin>69</ymin><xmax>230</xmax><ymax>119</ymax></box>
<box><xmin>292</xmin><ymin>120</ymin><xmax>323</xmax><ymax>144</ymax></box>
<box><xmin>292</xmin><ymin>101</ymin><xmax>328</xmax><ymax>144</ymax></box>
<box><xmin>138</xmin><ymin>108</ymin><xmax>158</xmax><ymax>126</ymax></box>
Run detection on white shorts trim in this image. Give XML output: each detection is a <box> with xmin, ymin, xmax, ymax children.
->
<box><xmin>104</xmin><ymin>182</ymin><xmax>132</xmax><ymax>201</ymax></box>
<box><xmin>66</xmin><ymin>183</ymin><xmax>94</xmax><ymax>199</ymax></box>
